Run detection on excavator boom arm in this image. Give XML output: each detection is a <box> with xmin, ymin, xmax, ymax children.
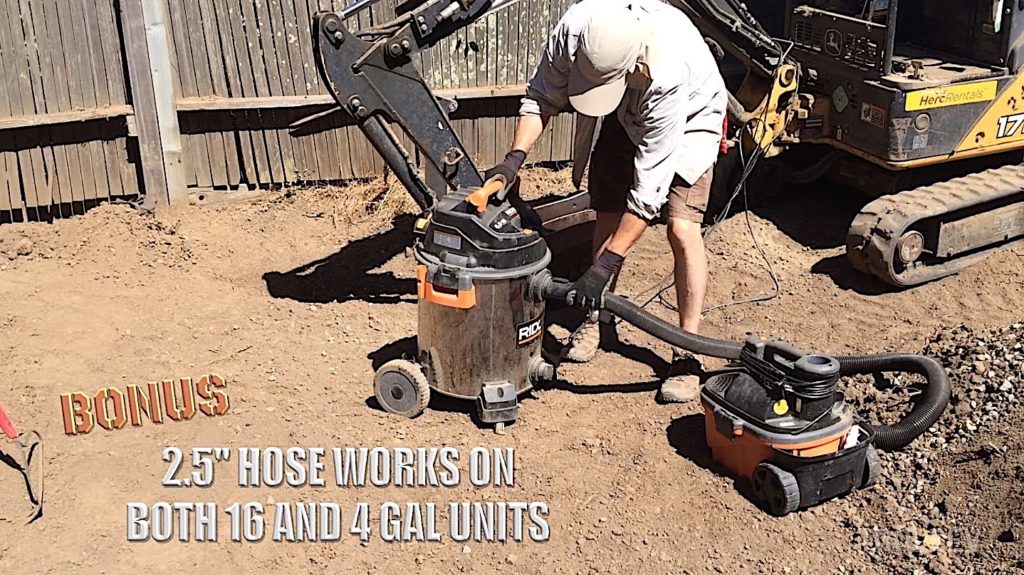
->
<box><xmin>665</xmin><ymin>0</ymin><xmax>784</xmax><ymax>80</ymax></box>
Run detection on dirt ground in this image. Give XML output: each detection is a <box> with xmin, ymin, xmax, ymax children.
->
<box><xmin>0</xmin><ymin>168</ymin><xmax>1022</xmax><ymax>574</ymax></box>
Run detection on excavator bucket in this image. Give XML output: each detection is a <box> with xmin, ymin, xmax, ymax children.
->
<box><xmin>0</xmin><ymin>402</ymin><xmax>43</xmax><ymax>523</ymax></box>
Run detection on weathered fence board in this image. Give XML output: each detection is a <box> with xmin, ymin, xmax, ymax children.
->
<box><xmin>0</xmin><ymin>0</ymin><xmax>138</xmax><ymax>220</ymax></box>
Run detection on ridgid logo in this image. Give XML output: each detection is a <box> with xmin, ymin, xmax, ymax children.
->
<box><xmin>60</xmin><ymin>374</ymin><xmax>230</xmax><ymax>435</ymax></box>
<box><xmin>516</xmin><ymin>315</ymin><xmax>544</xmax><ymax>347</ymax></box>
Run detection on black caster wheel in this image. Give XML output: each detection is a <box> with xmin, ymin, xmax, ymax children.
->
<box><xmin>860</xmin><ymin>445</ymin><xmax>882</xmax><ymax>489</ymax></box>
<box><xmin>752</xmin><ymin>462</ymin><xmax>800</xmax><ymax>516</ymax></box>
<box><xmin>373</xmin><ymin>359</ymin><xmax>430</xmax><ymax>418</ymax></box>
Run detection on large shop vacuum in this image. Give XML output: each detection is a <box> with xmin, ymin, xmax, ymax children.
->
<box><xmin>372</xmin><ymin>183</ymin><xmax>951</xmax><ymax>515</ymax></box>
<box><xmin>373</xmin><ymin>181</ymin><xmax>555</xmax><ymax>433</ymax></box>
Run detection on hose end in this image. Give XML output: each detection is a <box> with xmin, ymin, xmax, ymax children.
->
<box><xmin>531</xmin><ymin>269</ymin><xmax>572</xmax><ymax>303</ymax></box>
<box><xmin>528</xmin><ymin>270</ymin><xmax>552</xmax><ymax>303</ymax></box>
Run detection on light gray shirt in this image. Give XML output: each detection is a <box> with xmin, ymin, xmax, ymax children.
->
<box><xmin>521</xmin><ymin>0</ymin><xmax>727</xmax><ymax>220</ymax></box>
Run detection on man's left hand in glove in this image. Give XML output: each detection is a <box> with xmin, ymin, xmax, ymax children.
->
<box><xmin>568</xmin><ymin>250</ymin><xmax>625</xmax><ymax>311</ymax></box>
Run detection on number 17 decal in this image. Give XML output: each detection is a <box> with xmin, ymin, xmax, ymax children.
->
<box><xmin>996</xmin><ymin>113</ymin><xmax>1024</xmax><ymax>138</ymax></box>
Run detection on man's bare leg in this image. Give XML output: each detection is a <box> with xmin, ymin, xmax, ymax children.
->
<box><xmin>667</xmin><ymin>218</ymin><xmax>708</xmax><ymax>333</ymax></box>
<box><xmin>660</xmin><ymin>217</ymin><xmax>709</xmax><ymax>402</ymax></box>
<box><xmin>593</xmin><ymin>210</ymin><xmax>622</xmax><ymax>254</ymax></box>
<box><xmin>565</xmin><ymin>211</ymin><xmax>623</xmax><ymax>362</ymax></box>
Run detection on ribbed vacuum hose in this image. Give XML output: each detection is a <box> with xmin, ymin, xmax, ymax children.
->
<box><xmin>834</xmin><ymin>353</ymin><xmax>950</xmax><ymax>450</ymax></box>
<box><xmin>538</xmin><ymin>275</ymin><xmax>950</xmax><ymax>450</ymax></box>
<box><xmin>603</xmin><ymin>294</ymin><xmax>744</xmax><ymax>360</ymax></box>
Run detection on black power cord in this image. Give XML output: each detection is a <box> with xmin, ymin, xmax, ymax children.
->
<box><xmin>633</xmin><ymin>116</ymin><xmax>781</xmax><ymax>315</ymax></box>
<box><xmin>739</xmin><ymin>346</ymin><xmax>838</xmax><ymax>403</ymax></box>
<box><xmin>633</xmin><ymin>42</ymin><xmax>794</xmax><ymax>318</ymax></box>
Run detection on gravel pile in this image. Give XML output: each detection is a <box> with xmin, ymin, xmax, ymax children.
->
<box><xmin>837</xmin><ymin>323</ymin><xmax>1024</xmax><ymax>574</ymax></box>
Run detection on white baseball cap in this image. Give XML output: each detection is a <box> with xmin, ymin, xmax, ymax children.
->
<box><xmin>568</xmin><ymin>4</ymin><xmax>645</xmax><ymax>117</ymax></box>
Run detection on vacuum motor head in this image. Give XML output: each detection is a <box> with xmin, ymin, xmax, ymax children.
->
<box><xmin>416</xmin><ymin>189</ymin><xmax>549</xmax><ymax>275</ymax></box>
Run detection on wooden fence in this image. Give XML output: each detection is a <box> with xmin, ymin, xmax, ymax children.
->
<box><xmin>0</xmin><ymin>0</ymin><xmax>138</xmax><ymax>223</ymax></box>
<box><xmin>0</xmin><ymin>0</ymin><xmax>577</xmax><ymax>223</ymax></box>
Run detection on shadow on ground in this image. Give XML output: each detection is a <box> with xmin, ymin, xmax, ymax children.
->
<box><xmin>368</xmin><ymin>335</ymin><xmax>418</xmax><ymax>371</ymax></box>
<box><xmin>810</xmin><ymin>254</ymin><xmax>895</xmax><ymax>294</ymax></box>
<box><xmin>667</xmin><ymin>414</ymin><xmax>766</xmax><ymax>512</ymax></box>
<box><xmin>747</xmin><ymin>182</ymin><xmax>865</xmax><ymax>251</ymax></box>
<box><xmin>263</xmin><ymin>215</ymin><xmax>417</xmax><ymax>304</ymax></box>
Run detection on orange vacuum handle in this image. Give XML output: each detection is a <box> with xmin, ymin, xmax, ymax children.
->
<box><xmin>467</xmin><ymin>179</ymin><xmax>505</xmax><ymax>213</ymax></box>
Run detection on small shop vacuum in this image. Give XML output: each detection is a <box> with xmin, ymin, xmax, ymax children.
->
<box><xmin>700</xmin><ymin>339</ymin><xmax>879</xmax><ymax>515</ymax></box>
<box><xmin>373</xmin><ymin>183</ymin><xmax>951</xmax><ymax>514</ymax></box>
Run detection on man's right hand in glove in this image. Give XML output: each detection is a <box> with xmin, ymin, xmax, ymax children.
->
<box><xmin>567</xmin><ymin>250</ymin><xmax>626</xmax><ymax>311</ymax></box>
<box><xmin>484</xmin><ymin>150</ymin><xmax>528</xmax><ymax>199</ymax></box>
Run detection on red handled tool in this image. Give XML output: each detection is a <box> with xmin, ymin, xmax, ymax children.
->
<box><xmin>0</xmin><ymin>401</ymin><xmax>43</xmax><ymax>523</ymax></box>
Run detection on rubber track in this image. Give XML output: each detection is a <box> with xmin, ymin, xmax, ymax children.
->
<box><xmin>847</xmin><ymin>164</ymin><xmax>1024</xmax><ymax>287</ymax></box>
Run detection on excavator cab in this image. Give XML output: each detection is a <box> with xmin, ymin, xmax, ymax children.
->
<box><xmin>742</xmin><ymin>0</ymin><xmax>1024</xmax><ymax>287</ymax></box>
<box><xmin>896</xmin><ymin>0</ymin><xmax>1015</xmax><ymax>72</ymax></box>
<box><xmin>789</xmin><ymin>0</ymin><xmax>1014</xmax><ymax>85</ymax></box>
<box><xmin>789</xmin><ymin>0</ymin><xmax>1014</xmax><ymax>71</ymax></box>
<box><xmin>781</xmin><ymin>0</ymin><xmax>1011</xmax><ymax>163</ymax></box>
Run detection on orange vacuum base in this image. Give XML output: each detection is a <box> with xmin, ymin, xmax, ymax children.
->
<box><xmin>702</xmin><ymin>399</ymin><xmax>851</xmax><ymax>480</ymax></box>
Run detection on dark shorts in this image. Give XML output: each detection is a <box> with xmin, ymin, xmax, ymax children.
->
<box><xmin>588</xmin><ymin>115</ymin><xmax>712</xmax><ymax>223</ymax></box>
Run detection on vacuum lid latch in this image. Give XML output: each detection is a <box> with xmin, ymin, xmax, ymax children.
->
<box><xmin>712</xmin><ymin>404</ymin><xmax>745</xmax><ymax>439</ymax></box>
<box><xmin>428</xmin><ymin>260</ymin><xmax>474</xmax><ymax>292</ymax></box>
<box><xmin>417</xmin><ymin>262</ymin><xmax>477</xmax><ymax>309</ymax></box>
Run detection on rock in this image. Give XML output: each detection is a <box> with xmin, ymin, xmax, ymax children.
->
<box><xmin>15</xmin><ymin>238</ymin><xmax>32</xmax><ymax>256</ymax></box>
<box><xmin>839</xmin><ymin>323</ymin><xmax>1024</xmax><ymax>572</ymax></box>
<box><xmin>928</xmin><ymin>557</ymin><xmax>950</xmax><ymax>575</ymax></box>
<box><xmin>461</xmin><ymin>545</ymin><xmax>471</xmax><ymax>554</ymax></box>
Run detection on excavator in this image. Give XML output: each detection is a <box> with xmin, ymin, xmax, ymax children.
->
<box><xmin>311</xmin><ymin>0</ymin><xmax>1024</xmax><ymax>288</ymax></box>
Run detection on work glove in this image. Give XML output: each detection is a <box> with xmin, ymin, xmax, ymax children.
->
<box><xmin>484</xmin><ymin>150</ymin><xmax>528</xmax><ymax>200</ymax></box>
<box><xmin>567</xmin><ymin>250</ymin><xmax>625</xmax><ymax>311</ymax></box>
